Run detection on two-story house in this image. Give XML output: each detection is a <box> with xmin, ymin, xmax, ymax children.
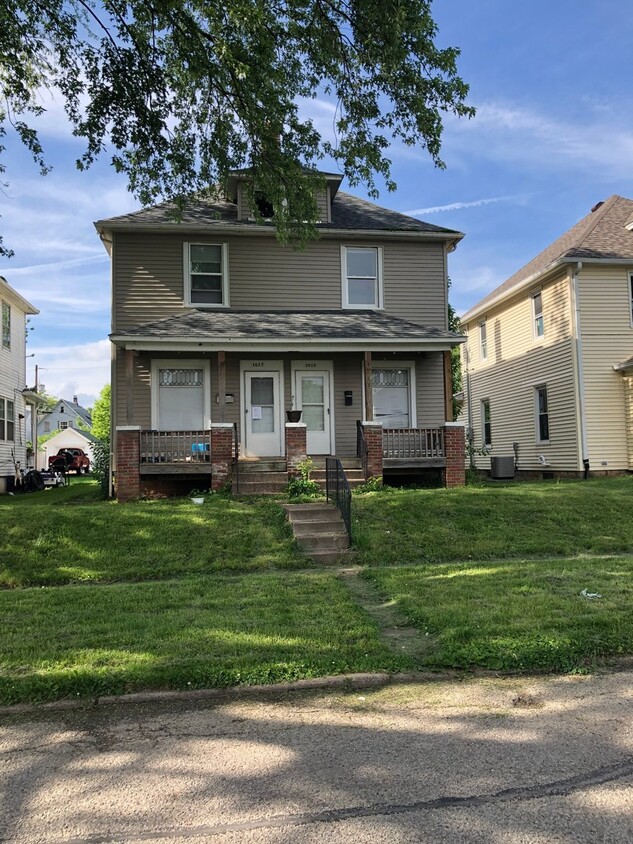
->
<box><xmin>38</xmin><ymin>397</ymin><xmax>92</xmax><ymax>436</ymax></box>
<box><xmin>96</xmin><ymin>171</ymin><xmax>467</xmax><ymax>500</ymax></box>
<box><xmin>0</xmin><ymin>276</ymin><xmax>39</xmax><ymax>491</ymax></box>
<box><xmin>460</xmin><ymin>194</ymin><xmax>633</xmax><ymax>477</ymax></box>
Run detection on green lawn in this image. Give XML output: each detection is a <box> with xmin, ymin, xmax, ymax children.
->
<box><xmin>2</xmin><ymin>477</ymin><xmax>633</xmax><ymax>704</ymax></box>
<box><xmin>0</xmin><ymin>481</ymin><xmax>304</xmax><ymax>587</ymax></box>
<box><xmin>0</xmin><ymin>572</ymin><xmax>407</xmax><ymax>705</ymax></box>
<box><xmin>364</xmin><ymin>556</ymin><xmax>633</xmax><ymax>672</ymax></box>
<box><xmin>353</xmin><ymin>476</ymin><xmax>633</xmax><ymax>564</ymax></box>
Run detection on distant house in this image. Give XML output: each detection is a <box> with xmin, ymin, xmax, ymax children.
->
<box><xmin>37</xmin><ymin>427</ymin><xmax>97</xmax><ymax>471</ymax></box>
<box><xmin>0</xmin><ymin>276</ymin><xmax>39</xmax><ymax>490</ymax></box>
<box><xmin>38</xmin><ymin>397</ymin><xmax>92</xmax><ymax>437</ymax></box>
<box><xmin>460</xmin><ymin>195</ymin><xmax>633</xmax><ymax>477</ymax></box>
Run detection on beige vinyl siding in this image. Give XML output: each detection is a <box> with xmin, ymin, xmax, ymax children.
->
<box><xmin>464</xmin><ymin>338</ymin><xmax>579</xmax><ymax>472</ymax></box>
<box><xmin>113</xmin><ymin>233</ymin><xmax>448</xmax><ymax>330</ymax></box>
<box><xmin>577</xmin><ymin>265</ymin><xmax>633</xmax><ymax>470</ymax></box>
<box><xmin>237</xmin><ymin>183</ymin><xmax>252</xmax><ymax>221</ymax></box>
<box><xmin>315</xmin><ymin>189</ymin><xmax>329</xmax><ymax>223</ymax></box>
<box><xmin>464</xmin><ymin>271</ymin><xmax>571</xmax><ymax>372</ymax></box>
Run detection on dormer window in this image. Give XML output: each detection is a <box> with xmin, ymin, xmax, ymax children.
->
<box><xmin>254</xmin><ymin>193</ymin><xmax>274</xmax><ymax>220</ymax></box>
<box><xmin>342</xmin><ymin>246</ymin><xmax>383</xmax><ymax>309</ymax></box>
<box><xmin>184</xmin><ymin>243</ymin><xmax>229</xmax><ymax>308</ymax></box>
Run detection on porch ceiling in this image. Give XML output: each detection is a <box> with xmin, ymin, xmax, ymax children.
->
<box><xmin>111</xmin><ymin>310</ymin><xmax>465</xmax><ymax>353</ymax></box>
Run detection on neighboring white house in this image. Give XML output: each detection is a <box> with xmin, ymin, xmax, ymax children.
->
<box><xmin>0</xmin><ymin>276</ymin><xmax>39</xmax><ymax>491</ymax></box>
<box><xmin>38</xmin><ymin>427</ymin><xmax>97</xmax><ymax>471</ymax></box>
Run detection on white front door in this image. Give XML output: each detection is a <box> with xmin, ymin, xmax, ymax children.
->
<box><xmin>244</xmin><ymin>370</ymin><xmax>283</xmax><ymax>456</ymax></box>
<box><xmin>152</xmin><ymin>360</ymin><xmax>211</xmax><ymax>430</ymax></box>
<box><xmin>295</xmin><ymin>369</ymin><xmax>332</xmax><ymax>454</ymax></box>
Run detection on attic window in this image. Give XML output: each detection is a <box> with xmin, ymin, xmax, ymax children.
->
<box><xmin>255</xmin><ymin>194</ymin><xmax>274</xmax><ymax>219</ymax></box>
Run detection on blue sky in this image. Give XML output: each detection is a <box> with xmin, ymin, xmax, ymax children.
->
<box><xmin>2</xmin><ymin>0</ymin><xmax>633</xmax><ymax>406</ymax></box>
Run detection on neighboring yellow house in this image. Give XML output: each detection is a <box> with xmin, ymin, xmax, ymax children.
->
<box><xmin>460</xmin><ymin>195</ymin><xmax>633</xmax><ymax>477</ymax></box>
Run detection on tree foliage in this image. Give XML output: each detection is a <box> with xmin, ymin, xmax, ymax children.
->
<box><xmin>447</xmin><ymin>278</ymin><xmax>462</xmax><ymax>421</ymax></box>
<box><xmin>90</xmin><ymin>383</ymin><xmax>110</xmax><ymax>442</ymax></box>
<box><xmin>1</xmin><ymin>0</ymin><xmax>473</xmax><ymax>254</ymax></box>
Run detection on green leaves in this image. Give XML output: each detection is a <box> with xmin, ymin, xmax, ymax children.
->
<box><xmin>1</xmin><ymin>0</ymin><xmax>474</xmax><ymax>254</ymax></box>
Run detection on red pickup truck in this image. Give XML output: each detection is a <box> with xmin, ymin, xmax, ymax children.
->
<box><xmin>48</xmin><ymin>448</ymin><xmax>91</xmax><ymax>474</ymax></box>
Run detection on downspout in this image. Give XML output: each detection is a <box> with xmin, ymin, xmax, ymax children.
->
<box><xmin>571</xmin><ymin>261</ymin><xmax>590</xmax><ymax>477</ymax></box>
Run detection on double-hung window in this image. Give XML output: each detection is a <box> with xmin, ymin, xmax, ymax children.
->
<box><xmin>479</xmin><ymin>320</ymin><xmax>488</xmax><ymax>361</ymax></box>
<box><xmin>184</xmin><ymin>243</ymin><xmax>229</xmax><ymax>307</ymax></box>
<box><xmin>342</xmin><ymin>247</ymin><xmax>383</xmax><ymax>309</ymax></box>
<box><xmin>532</xmin><ymin>290</ymin><xmax>544</xmax><ymax>338</ymax></box>
<box><xmin>481</xmin><ymin>399</ymin><xmax>492</xmax><ymax>446</ymax></box>
<box><xmin>629</xmin><ymin>271</ymin><xmax>633</xmax><ymax>326</ymax></box>
<box><xmin>2</xmin><ymin>301</ymin><xmax>10</xmax><ymax>350</ymax></box>
<box><xmin>0</xmin><ymin>398</ymin><xmax>14</xmax><ymax>441</ymax></box>
<box><xmin>535</xmin><ymin>385</ymin><xmax>549</xmax><ymax>442</ymax></box>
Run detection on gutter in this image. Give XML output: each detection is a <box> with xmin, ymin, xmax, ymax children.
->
<box><xmin>109</xmin><ymin>337</ymin><xmax>464</xmax><ymax>353</ymax></box>
<box><xmin>571</xmin><ymin>261</ymin><xmax>589</xmax><ymax>472</ymax></box>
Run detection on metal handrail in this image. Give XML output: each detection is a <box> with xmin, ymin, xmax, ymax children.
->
<box><xmin>356</xmin><ymin>420</ymin><xmax>369</xmax><ymax>477</ymax></box>
<box><xmin>325</xmin><ymin>457</ymin><xmax>352</xmax><ymax>541</ymax></box>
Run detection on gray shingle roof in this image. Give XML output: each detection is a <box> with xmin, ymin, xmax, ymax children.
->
<box><xmin>614</xmin><ymin>353</ymin><xmax>633</xmax><ymax>372</ymax></box>
<box><xmin>97</xmin><ymin>192</ymin><xmax>462</xmax><ymax>237</ymax></box>
<box><xmin>463</xmin><ymin>195</ymin><xmax>633</xmax><ymax>321</ymax></box>
<box><xmin>112</xmin><ymin>310</ymin><xmax>462</xmax><ymax>343</ymax></box>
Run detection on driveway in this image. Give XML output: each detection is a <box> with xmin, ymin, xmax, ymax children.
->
<box><xmin>1</xmin><ymin>671</ymin><xmax>632</xmax><ymax>843</ymax></box>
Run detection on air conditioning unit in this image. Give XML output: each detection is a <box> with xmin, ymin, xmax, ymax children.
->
<box><xmin>490</xmin><ymin>455</ymin><xmax>515</xmax><ymax>479</ymax></box>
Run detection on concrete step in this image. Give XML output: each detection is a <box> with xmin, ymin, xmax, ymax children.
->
<box><xmin>295</xmin><ymin>532</ymin><xmax>350</xmax><ymax>552</ymax></box>
<box><xmin>292</xmin><ymin>518</ymin><xmax>345</xmax><ymax>536</ymax></box>
<box><xmin>309</xmin><ymin>457</ymin><xmax>363</xmax><ymax>470</ymax></box>
<box><xmin>311</xmin><ymin>469</ymin><xmax>366</xmax><ymax>480</ymax></box>
<box><xmin>237</xmin><ymin>460</ymin><xmax>287</xmax><ymax>473</ymax></box>
<box><xmin>234</xmin><ymin>471</ymin><xmax>288</xmax><ymax>484</ymax></box>
<box><xmin>282</xmin><ymin>503</ymin><xmax>339</xmax><ymax>522</ymax></box>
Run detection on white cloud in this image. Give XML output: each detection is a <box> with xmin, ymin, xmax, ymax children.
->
<box><xmin>28</xmin><ymin>339</ymin><xmax>110</xmax><ymax>406</ymax></box>
<box><xmin>404</xmin><ymin>195</ymin><xmax>523</xmax><ymax>216</ymax></box>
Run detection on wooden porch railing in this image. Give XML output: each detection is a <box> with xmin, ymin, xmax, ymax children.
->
<box><xmin>382</xmin><ymin>427</ymin><xmax>445</xmax><ymax>459</ymax></box>
<box><xmin>139</xmin><ymin>430</ymin><xmax>211</xmax><ymax>464</ymax></box>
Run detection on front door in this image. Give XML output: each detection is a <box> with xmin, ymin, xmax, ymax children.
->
<box><xmin>295</xmin><ymin>369</ymin><xmax>332</xmax><ymax>454</ymax></box>
<box><xmin>244</xmin><ymin>370</ymin><xmax>283</xmax><ymax>456</ymax></box>
<box><xmin>153</xmin><ymin>361</ymin><xmax>211</xmax><ymax>430</ymax></box>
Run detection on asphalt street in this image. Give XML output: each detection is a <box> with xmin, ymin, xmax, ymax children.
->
<box><xmin>1</xmin><ymin>671</ymin><xmax>631</xmax><ymax>843</ymax></box>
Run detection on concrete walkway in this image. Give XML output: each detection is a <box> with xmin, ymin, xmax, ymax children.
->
<box><xmin>1</xmin><ymin>670</ymin><xmax>632</xmax><ymax>843</ymax></box>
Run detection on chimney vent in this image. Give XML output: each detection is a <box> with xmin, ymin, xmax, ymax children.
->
<box><xmin>73</xmin><ymin>395</ymin><xmax>78</xmax><ymax>404</ymax></box>
<box><xmin>591</xmin><ymin>201</ymin><xmax>604</xmax><ymax>213</ymax></box>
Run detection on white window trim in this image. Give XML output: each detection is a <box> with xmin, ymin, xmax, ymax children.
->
<box><xmin>535</xmin><ymin>384</ymin><xmax>550</xmax><ymax>444</ymax></box>
<box><xmin>629</xmin><ymin>271</ymin><xmax>633</xmax><ymax>328</ymax></box>
<box><xmin>479</xmin><ymin>319</ymin><xmax>488</xmax><ymax>361</ymax></box>
<box><xmin>183</xmin><ymin>242</ymin><xmax>230</xmax><ymax>309</ymax></box>
<box><xmin>341</xmin><ymin>245</ymin><xmax>384</xmax><ymax>310</ymax></box>
<box><xmin>151</xmin><ymin>359</ymin><xmax>212</xmax><ymax>430</ymax></box>
<box><xmin>532</xmin><ymin>289</ymin><xmax>544</xmax><ymax>340</ymax></box>
<box><xmin>360</xmin><ymin>360</ymin><xmax>417</xmax><ymax>427</ymax></box>
<box><xmin>481</xmin><ymin>398</ymin><xmax>491</xmax><ymax>446</ymax></box>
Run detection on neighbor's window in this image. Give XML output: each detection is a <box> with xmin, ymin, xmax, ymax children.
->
<box><xmin>536</xmin><ymin>385</ymin><xmax>550</xmax><ymax>442</ymax></box>
<box><xmin>0</xmin><ymin>398</ymin><xmax>13</xmax><ymax>441</ymax></box>
<box><xmin>629</xmin><ymin>271</ymin><xmax>633</xmax><ymax>326</ymax></box>
<box><xmin>59</xmin><ymin>421</ymin><xmax>69</xmax><ymax>430</ymax></box>
<box><xmin>2</xmin><ymin>301</ymin><xmax>10</xmax><ymax>350</ymax></box>
<box><xmin>184</xmin><ymin>243</ymin><xmax>229</xmax><ymax>307</ymax></box>
<box><xmin>481</xmin><ymin>399</ymin><xmax>492</xmax><ymax>446</ymax></box>
<box><xmin>532</xmin><ymin>290</ymin><xmax>544</xmax><ymax>338</ymax></box>
<box><xmin>342</xmin><ymin>246</ymin><xmax>383</xmax><ymax>309</ymax></box>
<box><xmin>479</xmin><ymin>320</ymin><xmax>488</xmax><ymax>361</ymax></box>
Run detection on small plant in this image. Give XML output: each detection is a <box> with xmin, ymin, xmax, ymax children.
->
<box><xmin>354</xmin><ymin>476</ymin><xmax>383</xmax><ymax>494</ymax></box>
<box><xmin>287</xmin><ymin>457</ymin><xmax>322</xmax><ymax>498</ymax></box>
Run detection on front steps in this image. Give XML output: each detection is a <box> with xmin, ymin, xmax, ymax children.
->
<box><xmin>233</xmin><ymin>456</ymin><xmax>366</xmax><ymax>495</ymax></box>
<box><xmin>282</xmin><ymin>503</ymin><xmax>351</xmax><ymax>565</ymax></box>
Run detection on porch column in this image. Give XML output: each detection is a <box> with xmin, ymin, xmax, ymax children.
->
<box><xmin>362</xmin><ymin>421</ymin><xmax>383</xmax><ymax>481</ymax></box>
<box><xmin>444</xmin><ymin>422</ymin><xmax>466</xmax><ymax>488</ymax></box>
<box><xmin>285</xmin><ymin>422</ymin><xmax>307</xmax><ymax>477</ymax></box>
<box><xmin>217</xmin><ymin>350</ymin><xmax>226</xmax><ymax>423</ymax></box>
<box><xmin>443</xmin><ymin>350</ymin><xmax>453</xmax><ymax>422</ymax></box>
<box><xmin>115</xmin><ymin>426</ymin><xmax>141</xmax><ymax>502</ymax></box>
<box><xmin>210</xmin><ymin>423</ymin><xmax>234</xmax><ymax>491</ymax></box>
<box><xmin>363</xmin><ymin>351</ymin><xmax>373</xmax><ymax>421</ymax></box>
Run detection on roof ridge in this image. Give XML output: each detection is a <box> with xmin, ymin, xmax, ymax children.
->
<box><xmin>562</xmin><ymin>194</ymin><xmax>620</xmax><ymax>254</ymax></box>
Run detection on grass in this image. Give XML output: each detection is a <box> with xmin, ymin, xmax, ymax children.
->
<box><xmin>353</xmin><ymin>476</ymin><xmax>633</xmax><ymax>565</ymax></box>
<box><xmin>364</xmin><ymin>556</ymin><xmax>633</xmax><ymax>672</ymax></box>
<box><xmin>0</xmin><ymin>481</ymin><xmax>305</xmax><ymax>587</ymax></box>
<box><xmin>2</xmin><ymin>477</ymin><xmax>633</xmax><ymax>703</ymax></box>
<box><xmin>0</xmin><ymin>572</ymin><xmax>408</xmax><ymax>705</ymax></box>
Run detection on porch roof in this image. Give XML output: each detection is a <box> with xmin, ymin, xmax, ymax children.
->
<box><xmin>111</xmin><ymin>310</ymin><xmax>465</xmax><ymax>353</ymax></box>
<box><xmin>613</xmin><ymin>353</ymin><xmax>633</xmax><ymax>373</ymax></box>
